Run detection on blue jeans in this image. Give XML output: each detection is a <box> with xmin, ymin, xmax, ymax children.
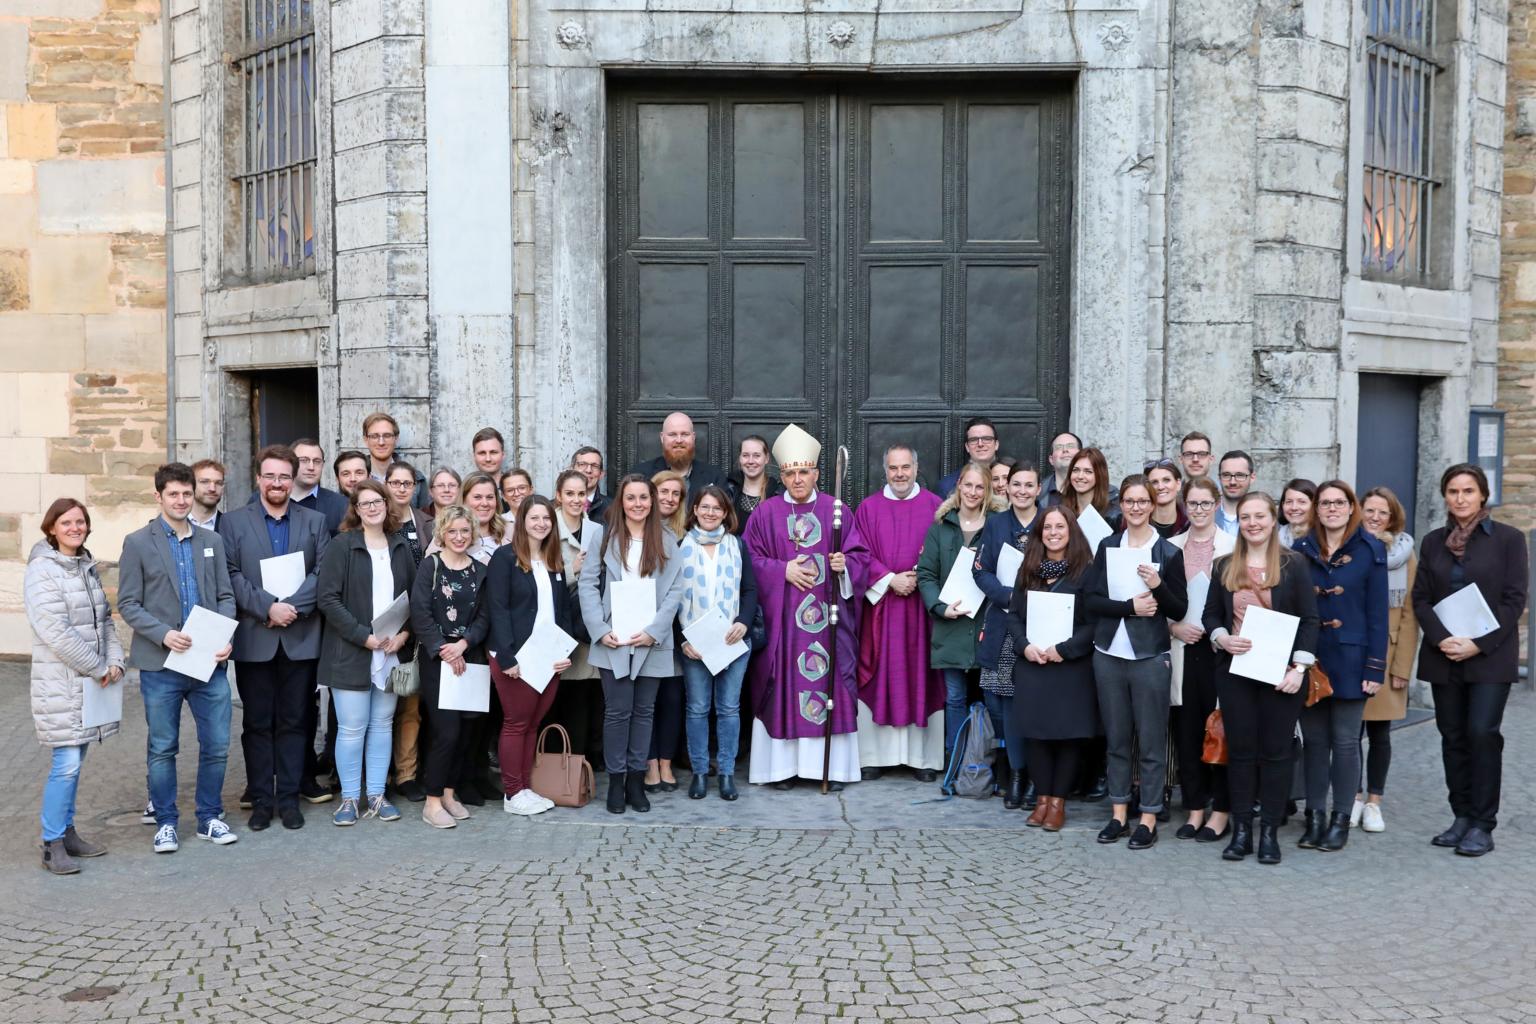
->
<box><xmin>141</xmin><ymin>666</ymin><xmax>232</xmax><ymax>829</ymax></box>
<box><xmin>682</xmin><ymin>654</ymin><xmax>748</xmax><ymax>775</ymax></box>
<box><xmin>942</xmin><ymin>669</ymin><xmax>969</xmax><ymax>755</ymax></box>
<box><xmin>40</xmin><ymin>744</ymin><xmax>88</xmax><ymax>842</ymax></box>
<box><xmin>333</xmin><ymin>687</ymin><xmax>397</xmax><ymax>799</ymax></box>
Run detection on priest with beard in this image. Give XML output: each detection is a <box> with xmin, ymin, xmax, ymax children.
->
<box><xmin>629</xmin><ymin>411</ymin><xmax>730</xmax><ymax>499</ymax></box>
<box><xmin>852</xmin><ymin>445</ymin><xmax>946</xmax><ymax>781</ymax></box>
<box><xmin>744</xmin><ymin>424</ymin><xmax>869</xmax><ymax>790</ymax></box>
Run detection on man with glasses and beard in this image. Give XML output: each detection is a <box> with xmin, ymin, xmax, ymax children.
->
<box><xmin>630</xmin><ymin>412</ymin><xmax>730</xmax><ymax>499</ymax></box>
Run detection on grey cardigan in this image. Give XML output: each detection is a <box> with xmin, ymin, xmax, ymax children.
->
<box><xmin>577</xmin><ymin>521</ymin><xmax>685</xmax><ymax>680</ymax></box>
<box><xmin>116</xmin><ymin>518</ymin><xmax>237</xmax><ymax>671</ymax></box>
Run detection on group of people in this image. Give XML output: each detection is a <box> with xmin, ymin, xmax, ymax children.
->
<box><xmin>25</xmin><ymin>413</ymin><xmax>1526</xmax><ymax>874</ymax></box>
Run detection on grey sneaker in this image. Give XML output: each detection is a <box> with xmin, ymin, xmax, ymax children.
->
<box><xmin>153</xmin><ymin>824</ymin><xmax>179</xmax><ymax>853</ymax></box>
<box><xmin>62</xmin><ymin>825</ymin><xmax>106</xmax><ymax>858</ymax></box>
<box><xmin>365</xmin><ymin>795</ymin><xmax>401</xmax><ymax>822</ymax></box>
<box><xmin>196</xmin><ymin>818</ymin><xmax>238</xmax><ymax>845</ymax></box>
<box><xmin>333</xmin><ymin>798</ymin><xmax>359</xmax><ymax>827</ymax></box>
<box><xmin>41</xmin><ymin>838</ymin><xmax>80</xmax><ymax>875</ymax></box>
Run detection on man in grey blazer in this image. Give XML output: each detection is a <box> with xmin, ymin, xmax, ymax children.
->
<box><xmin>117</xmin><ymin>463</ymin><xmax>240</xmax><ymax>853</ymax></box>
<box><xmin>219</xmin><ymin>444</ymin><xmax>332</xmax><ymax>831</ymax></box>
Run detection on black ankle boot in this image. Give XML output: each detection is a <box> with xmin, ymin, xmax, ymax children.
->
<box><xmin>1022</xmin><ymin>781</ymin><xmax>1038</xmax><ymax>811</ymax></box>
<box><xmin>607</xmin><ymin>772</ymin><xmax>626</xmax><ymax>814</ymax></box>
<box><xmin>1318</xmin><ymin>810</ymin><xmax>1350</xmax><ymax>851</ymax></box>
<box><xmin>1223</xmin><ymin>818</ymin><xmax>1253</xmax><ymax>861</ymax></box>
<box><xmin>1003</xmin><ymin>771</ymin><xmax>1025</xmax><ymax>810</ymax></box>
<box><xmin>1298</xmin><ymin>809</ymin><xmax>1327</xmax><ymax>849</ymax></box>
<box><xmin>625</xmin><ymin>771</ymin><xmax>651</xmax><ymax>812</ymax></box>
<box><xmin>1257</xmin><ymin>823</ymin><xmax>1281</xmax><ymax>864</ymax></box>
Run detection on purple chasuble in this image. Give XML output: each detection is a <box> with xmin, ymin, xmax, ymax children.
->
<box><xmin>853</xmin><ymin>488</ymin><xmax>945</xmax><ymax>728</ymax></box>
<box><xmin>744</xmin><ymin>491</ymin><xmax>868</xmax><ymax>741</ymax></box>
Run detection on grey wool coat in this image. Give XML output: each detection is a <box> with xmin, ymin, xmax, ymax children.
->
<box><xmin>577</xmin><ymin>521</ymin><xmax>686</xmax><ymax>680</ymax></box>
<box><xmin>25</xmin><ymin>541</ymin><xmax>125</xmax><ymax>747</ymax></box>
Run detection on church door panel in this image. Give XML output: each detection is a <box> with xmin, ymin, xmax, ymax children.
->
<box><xmin>608</xmin><ymin>78</ymin><xmax>1071</xmax><ymax>497</ymax></box>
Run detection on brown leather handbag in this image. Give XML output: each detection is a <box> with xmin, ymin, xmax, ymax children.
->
<box><xmin>1305</xmin><ymin>664</ymin><xmax>1334</xmax><ymax>707</ymax></box>
<box><xmin>1201</xmin><ymin>709</ymin><xmax>1227</xmax><ymax>765</ymax></box>
<box><xmin>530</xmin><ymin>723</ymin><xmax>595</xmax><ymax>808</ymax></box>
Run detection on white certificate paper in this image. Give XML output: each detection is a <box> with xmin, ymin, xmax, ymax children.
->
<box><xmin>610</xmin><ymin>578</ymin><xmax>657</xmax><ymax>640</ymax></box>
<box><xmin>371</xmin><ymin>592</ymin><xmax>410</xmax><ymax>639</ymax></box>
<box><xmin>515</xmin><ymin>622</ymin><xmax>579</xmax><ymax>695</ymax></box>
<box><xmin>439</xmin><ymin>662</ymin><xmax>491</xmax><ymax>712</ymax></box>
<box><xmin>683</xmin><ymin>608</ymin><xmax>750</xmax><ymax>675</ymax></box>
<box><xmin>995</xmin><ymin>543</ymin><xmax>1025</xmax><ymax>590</ymax></box>
<box><xmin>259</xmin><ymin>551</ymin><xmax>306</xmax><ymax>601</ymax></box>
<box><xmin>1078</xmin><ymin>504</ymin><xmax>1113</xmax><ymax>552</ymax></box>
<box><xmin>1433</xmin><ymin>584</ymin><xmax>1499</xmax><ymax>639</ymax></box>
<box><xmin>163</xmin><ymin>605</ymin><xmax>239</xmax><ymax>683</ymax></box>
<box><xmin>82</xmin><ymin>677</ymin><xmax>123</xmax><ymax>729</ymax></box>
<box><xmin>938</xmin><ymin>546</ymin><xmax>986</xmax><ymax>618</ymax></box>
<box><xmin>1229</xmin><ymin>606</ymin><xmax>1301</xmax><ymax>686</ymax></box>
<box><xmin>1026</xmin><ymin>590</ymin><xmax>1075</xmax><ymax>648</ymax></box>
<box><xmin>1106</xmin><ymin>547</ymin><xmax>1159</xmax><ymax>601</ymax></box>
<box><xmin>1181</xmin><ymin>572</ymin><xmax>1211</xmax><ymax>627</ymax></box>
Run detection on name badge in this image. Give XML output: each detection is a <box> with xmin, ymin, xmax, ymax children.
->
<box><xmin>203</xmin><ymin>549</ymin><xmax>215</xmax><ymax>558</ymax></box>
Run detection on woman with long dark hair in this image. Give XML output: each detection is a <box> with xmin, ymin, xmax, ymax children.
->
<box><xmin>1060</xmin><ymin>447</ymin><xmax>1120</xmax><ymax>529</ymax></box>
<box><xmin>578</xmin><ymin>474</ymin><xmax>686</xmax><ymax>813</ymax></box>
<box><xmin>645</xmin><ymin>470</ymin><xmax>689</xmax><ymax>791</ymax></box>
<box><xmin>1004</xmin><ymin>505</ymin><xmax>1097</xmax><ymax>831</ymax></box>
<box><xmin>1203</xmin><ymin>492</ymin><xmax>1320</xmax><ymax>865</ymax></box>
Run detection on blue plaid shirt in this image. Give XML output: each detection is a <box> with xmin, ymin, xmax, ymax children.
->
<box><xmin>160</xmin><ymin>517</ymin><xmax>201</xmax><ymax>626</ymax></box>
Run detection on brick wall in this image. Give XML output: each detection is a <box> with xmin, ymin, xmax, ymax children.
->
<box><xmin>0</xmin><ymin>0</ymin><xmax>167</xmax><ymax>655</ymax></box>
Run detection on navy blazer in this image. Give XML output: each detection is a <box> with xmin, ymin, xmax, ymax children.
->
<box><xmin>1084</xmin><ymin>530</ymin><xmax>1188</xmax><ymax>658</ymax></box>
<box><xmin>970</xmin><ymin>509</ymin><xmax>1032</xmax><ymax>670</ymax></box>
<box><xmin>219</xmin><ymin>501</ymin><xmax>330</xmax><ymax>662</ymax></box>
<box><xmin>1294</xmin><ymin>527</ymin><xmax>1389</xmax><ymax>698</ymax></box>
<box><xmin>485</xmin><ymin>545</ymin><xmax>577</xmax><ymax>672</ymax></box>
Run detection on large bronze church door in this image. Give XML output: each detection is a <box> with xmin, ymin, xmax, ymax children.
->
<box><xmin>606</xmin><ymin>77</ymin><xmax>1072</xmax><ymax>497</ymax></box>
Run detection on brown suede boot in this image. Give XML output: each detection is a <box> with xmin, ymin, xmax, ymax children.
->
<box><xmin>1042</xmin><ymin>796</ymin><xmax>1067</xmax><ymax>832</ymax></box>
<box><xmin>1025</xmin><ymin>797</ymin><xmax>1049</xmax><ymax>828</ymax></box>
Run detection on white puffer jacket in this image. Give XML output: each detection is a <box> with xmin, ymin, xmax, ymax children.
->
<box><xmin>25</xmin><ymin>540</ymin><xmax>124</xmax><ymax>747</ymax></box>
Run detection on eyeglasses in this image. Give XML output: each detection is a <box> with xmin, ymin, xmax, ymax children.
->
<box><xmin>296</xmin><ymin>457</ymin><xmax>323</xmax><ymax>466</ymax></box>
<box><xmin>965</xmin><ymin>434</ymin><xmax>997</xmax><ymax>445</ymax></box>
<box><xmin>386</xmin><ymin>479</ymin><xmax>413</xmax><ymax>489</ymax></box>
<box><xmin>1185</xmin><ymin>500</ymin><xmax>1216</xmax><ymax>511</ymax></box>
<box><xmin>258</xmin><ymin>473</ymin><xmax>294</xmax><ymax>483</ymax></box>
<box><xmin>355</xmin><ymin>499</ymin><xmax>386</xmax><ymax>511</ymax></box>
<box><xmin>1051</xmin><ymin>443</ymin><xmax>1079</xmax><ymax>453</ymax></box>
<box><xmin>1180</xmin><ymin>449</ymin><xmax>1211</xmax><ymax>459</ymax></box>
<box><xmin>365</xmin><ymin>432</ymin><xmax>397</xmax><ymax>442</ymax></box>
<box><xmin>1121</xmin><ymin>498</ymin><xmax>1152</xmax><ymax>508</ymax></box>
<box><xmin>1219</xmin><ymin>472</ymin><xmax>1250</xmax><ymax>481</ymax></box>
<box><xmin>1317</xmin><ymin>499</ymin><xmax>1351</xmax><ymax>510</ymax></box>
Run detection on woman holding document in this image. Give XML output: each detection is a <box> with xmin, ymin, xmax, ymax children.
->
<box><xmin>645</xmin><ymin>469</ymin><xmax>689</xmax><ymax>793</ymax></box>
<box><xmin>410</xmin><ymin>504</ymin><xmax>490</xmax><ymax>829</ymax></box>
<box><xmin>1003</xmin><ymin>506</ymin><xmax>1097</xmax><ymax>831</ymax></box>
<box><xmin>1412</xmin><ymin>463</ymin><xmax>1529</xmax><ymax>858</ymax></box>
<box><xmin>1060</xmin><ymin>447</ymin><xmax>1120</xmax><ymax>531</ymax></box>
<box><xmin>1169</xmin><ymin>477</ymin><xmax>1235</xmax><ymax>842</ymax></box>
<box><xmin>317</xmin><ymin>480</ymin><xmax>416</xmax><ymax>827</ymax></box>
<box><xmin>487</xmin><ymin>496</ymin><xmax>577</xmax><ymax>816</ymax></box>
<box><xmin>1202</xmin><ymin>491</ymin><xmax>1319</xmax><ymax>865</ymax></box>
<box><xmin>1085</xmin><ymin>475</ymin><xmax>1187</xmax><ymax>850</ymax></box>
<box><xmin>579</xmin><ymin>474</ymin><xmax>685</xmax><ymax>814</ymax></box>
<box><xmin>677</xmin><ymin>485</ymin><xmax>759</xmax><ymax>801</ymax></box>
<box><xmin>1293</xmin><ymin>481</ymin><xmax>1388</xmax><ymax>853</ymax></box>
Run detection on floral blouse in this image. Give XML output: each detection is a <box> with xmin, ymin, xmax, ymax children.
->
<box><xmin>431</xmin><ymin>561</ymin><xmax>481</xmax><ymax>641</ymax></box>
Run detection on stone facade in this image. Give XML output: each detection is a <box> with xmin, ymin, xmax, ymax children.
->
<box><xmin>0</xmin><ymin>0</ymin><xmax>167</xmax><ymax>655</ymax></box>
<box><xmin>1502</xmin><ymin>0</ymin><xmax>1536</xmax><ymax>534</ymax></box>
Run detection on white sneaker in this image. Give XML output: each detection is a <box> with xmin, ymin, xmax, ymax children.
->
<box><xmin>1349</xmin><ymin>799</ymin><xmax>1365</xmax><ymax>828</ymax></box>
<box><xmin>153</xmin><ymin>824</ymin><xmax>179</xmax><ymax>854</ymax></box>
<box><xmin>196</xmin><ymin>818</ymin><xmax>239</xmax><ymax>845</ymax></box>
<box><xmin>527</xmin><ymin>790</ymin><xmax>556</xmax><ymax>811</ymax></box>
<box><xmin>503</xmin><ymin>789</ymin><xmax>544</xmax><ymax>816</ymax></box>
<box><xmin>1361</xmin><ymin>803</ymin><xmax>1386</xmax><ymax>833</ymax></box>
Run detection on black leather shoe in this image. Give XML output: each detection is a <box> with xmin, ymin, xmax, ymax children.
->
<box><xmin>688</xmin><ymin>774</ymin><xmax>707</xmax><ymax>799</ymax></box>
<box><xmin>1097</xmin><ymin>818</ymin><xmax>1128</xmax><ymax>844</ymax></box>
<box><xmin>606</xmin><ymin>772</ymin><xmax>626</xmax><ymax>814</ymax></box>
<box><xmin>1455</xmin><ymin>827</ymin><xmax>1494</xmax><ymax>857</ymax></box>
<box><xmin>1298</xmin><ymin>809</ymin><xmax>1327</xmax><ymax>849</ymax></box>
<box><xmin>1003</xmin><ymin>770</ymin><xmax>1025</xmax><ymax>810</ymax></box>
<box><xmin>913</xmin><ymin>768</ymin><xmax>938</xmax><ymax>784</ymax></box>
<box><xmin>625</xmin><ymin>771</ymin><xmax>651</xmax><ymax>812</ymax></box>
<box><xmin>248</xmin><ymin>806</ymin><xmax>272</xmax><ymax>832</ymax></box>
<box><xmin>1257</xmin><ymin>823</ymin><xmax>1281</xmax><ymax>864</ymax></box>
<box><xmin>1194</xmin><ymin>823</ymin><xmax>1229</xmax><ymax>843</ymax></box>
<box><xmin>861</xmin><ymin>767</ymin><xmax>883</xmax><ymax>781</ymax></box>
<box><xmin>398</xmin><ymin>779</ymin><xmax>427</xmax><ymax>803</ymax></box>
<box><xmin>643</xmin><ymin>779</ymin><xmax>665</xmax><ymax>794</ymax></box>
<box><xmin>300</xmin><ymin>778</ymin><xmax>334</xmax><ymax>804</ymax></box>
<box><xmin>718</xmin><ymin>774</ymin><xmax>738</xmax><ymax>801</ymax></box>
<box><xmin>280</xmin><ymin>805</ymin><xmax>304</xmax><ymax>830</ymax></box>
<box><xmin>1432</xmin><ymin>816</ymin><xmax>1473</xmax><ymax>847</ymax></box>
<box><xmin>1222</xmin><ymin>819</ymin><xmax>1253</xmax><ymax>861</ymax></box>
<box><xmin>1175</xmin><ymin>823</ymin><xmax>1198</xmax><ymax>840</ymax></box>
<box><xmin>771</xmin><ymin>779</ymin><xmax>795</xmax><ymax>791</ymax></box>
<box><xmin>1127</xmin><ymin>823</ymin><xmax>1158</xmax><ymax>850</ymax></box>
<box><xmin>1086</xmin><ymin>776</ymin><xmax>1108</xmax><ymax>803</ymax></box>
<box><xmin>1022</xmin><ymin>781</ymin><xmax>1038</xmax><ymax>811</ymax></box>
<box><xmin>1318</xmin><ymin>811</ymin><xmax>1351</xmax><ymax>852</ymax></box>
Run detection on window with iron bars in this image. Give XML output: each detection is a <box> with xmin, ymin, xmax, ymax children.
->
<box><xmin>235</xmin><ymin>0</ymin><xmax>316</xmax><ymax>280</ymax></box>
<box><xmin>1361</xmin><ymin>0</ymin><xmax>1443</xmax><ymax>283</ymax></box>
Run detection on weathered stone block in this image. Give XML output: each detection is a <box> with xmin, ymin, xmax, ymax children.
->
<box><xmin>335</xmin><ymin>195</ymin><xmax>427</xmax><ymax>250</ymax></box>
<box><xmin>0</xmin><ymin>194</ymin><xmax>33</xmax><ymax>248</ymax></box>
<box><xmin>1253</xmin><ymin>243</ymin><xmax>1342</xmax><ymax>301</ymax></box>
<box><xmin>1255</xmin><ymin>350</ymin><xmax>1339</xmax><ymax>401</ymax></box>
<box><xmin>1259</xmin><ymin>37</ymin><xmax>1348</xmax><ymax>97</ymax></box>
<box><xmin>334</xmin><ymin>0</ymin><xmax>427</xmax><ymax>52</ymax></box>
<box><xmin>0</xmin><ymin>437</ymin><xmax>47</xmax><ymax>474</ymax></box>
<box><xmin>334</xmin><ymin>141</ymin><xmax>427</xmax><ymax>201</ymax></box>
<box><xmin>5</xmin><ymin>104</ymin><xmax>58</xmax><ymax>160</ymax></box>
<box><xmin>334</xmin><ymin>37</ymin><xmax>424</xmax><ymax>101</ymax></box>
<box><xmin>36</xmin><ymin>156</ymin><xmax>164</xmax><ymax>234</ymax></box>
<box><xmin>1257</xmin><ymin>139</ymin><xmax>1346</xmax><ymax>201</ymax></box>
<box><xmin>29</xmin><ymin>235</ymin><xmax>114</xmax><ymax>314</ymax></box>
<box><xmin>17</xmin><ymin>372</ymin><xmax>71</xmax><ymax>436</ymax></box>
<box><xmin>1255</xmin><ymin>295</ymin><xmax>1341</xmax><ymax>351</ymax></box>
<box><xmin>334</xmin><ymin>90</ymin><xmax>425</xmax><ymax>151</ymax></box>
<box><xmin>0</xmin><ymin>249</ymin><xmax>26</xmax><ymax>311</ymax></box>
<box><xmin>0</xmin><ymin>473</ymin><xmax>42</xmax><ymax>515</ymax></box>
<box><xmin>1258</xmin><ymin>89</ymin><xmax>1347</xmax><ymax>150</ymax></box>
<box><xmin>1255</xmin><ymin>192</ymin><xmax>1344</xmax><ymax>250</ymax></box>
<box><xmin>0</xmin><ymin>159</ymin><xmax>32</xmax><ymax>194</ymax></box>
<box><xmin>0</xmin><ymin>22</ymin><xmax>26</xmax><ymax>103</ymax></box>
<box><xmin>1253</xmin><ymin>396</ymin><xmax>1337</xmax><ymax>452</ymax></box>
<box><xmin>337</xmin><ymin>297</ymin><xmax>429</xmax><ymax>350</ymax></box>
<box><xmin>85</xmin><ymin>310</ymin><xmax>166</xmax><ymax>371</ymax></box>
<box><xmin>335</xmin><ymin>248</ymin><xmax>427</xmax><ymax>300</ymax></box>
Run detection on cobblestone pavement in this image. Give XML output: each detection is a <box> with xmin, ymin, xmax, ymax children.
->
<box><xmin>1</xmin><ymin>662</ymin><xmax>1533</xmax><ymax>1023</ymax></box>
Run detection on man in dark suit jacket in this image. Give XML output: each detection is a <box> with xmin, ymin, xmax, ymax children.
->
<box><xmin>629</xmin><ymin>412</ymin><xmax>730</xmax><ymax>499</ymax></box>
<box><xmin>247</xmin><ymin>439</ymin><xmax>347</xmax><ymax>535</ymax></box>
<box><xmin>220</xmin><ymin>444</ymin><xmax>331</xmax><ymax>830</ymax></box>
<box><xmin>117</xmin><ymin>463</ymin><xmax>240</xmax><ymax>851</ymax></box>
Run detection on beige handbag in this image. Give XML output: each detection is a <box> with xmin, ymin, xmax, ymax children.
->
<box><xmin>530</xmin><ymin>724</ymin><xmax>594</xmax><ymax>808</ymax></box>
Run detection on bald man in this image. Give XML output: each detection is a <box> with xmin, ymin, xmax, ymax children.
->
<box><xmin>628</xmin><ymin>411</ymin><xmax>730</xmax><ymax>500</ymax></box>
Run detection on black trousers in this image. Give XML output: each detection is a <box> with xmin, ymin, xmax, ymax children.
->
<box><xmin>1026</xmin><ymin>739</ymin><xmax>1080</xmax><ymax>798</ymax></box>
<box><xmin>1360</xmin><ymin>719</ymin><xmax>1391</xmax><ymax>795</ymax></box>
<box><xmin>1433</xmin><ymin>681</ymin><xmax>1511</xmax><ymax>831</ymax></box>
<box><xmin>1218</xmin><ymin>672</ymin><xmax>1304</xmax><ymax>827</ymax></box>
<box><xmin>542</xmin><ymin>676</ymin><xmax>599</xmax><ymax>756</ymax></box>
<box><xmin>419</xmin><ymin>656</ymin><xmax>476</xmax><ymax>797</ymax></box>
<box><xmin>235</xmin><ymin>651</ymin><xmax>316</xmax><ymax>811</ymax></box>
<box><xmin>1174</xmin><ymin>642</ymin><xmax>1229</xmax><ymax>813</ymax></box>
<box><xmin>648</xmin><ymin>675</ymin><xmax>684</xmax><ymax>762</ymax></box>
